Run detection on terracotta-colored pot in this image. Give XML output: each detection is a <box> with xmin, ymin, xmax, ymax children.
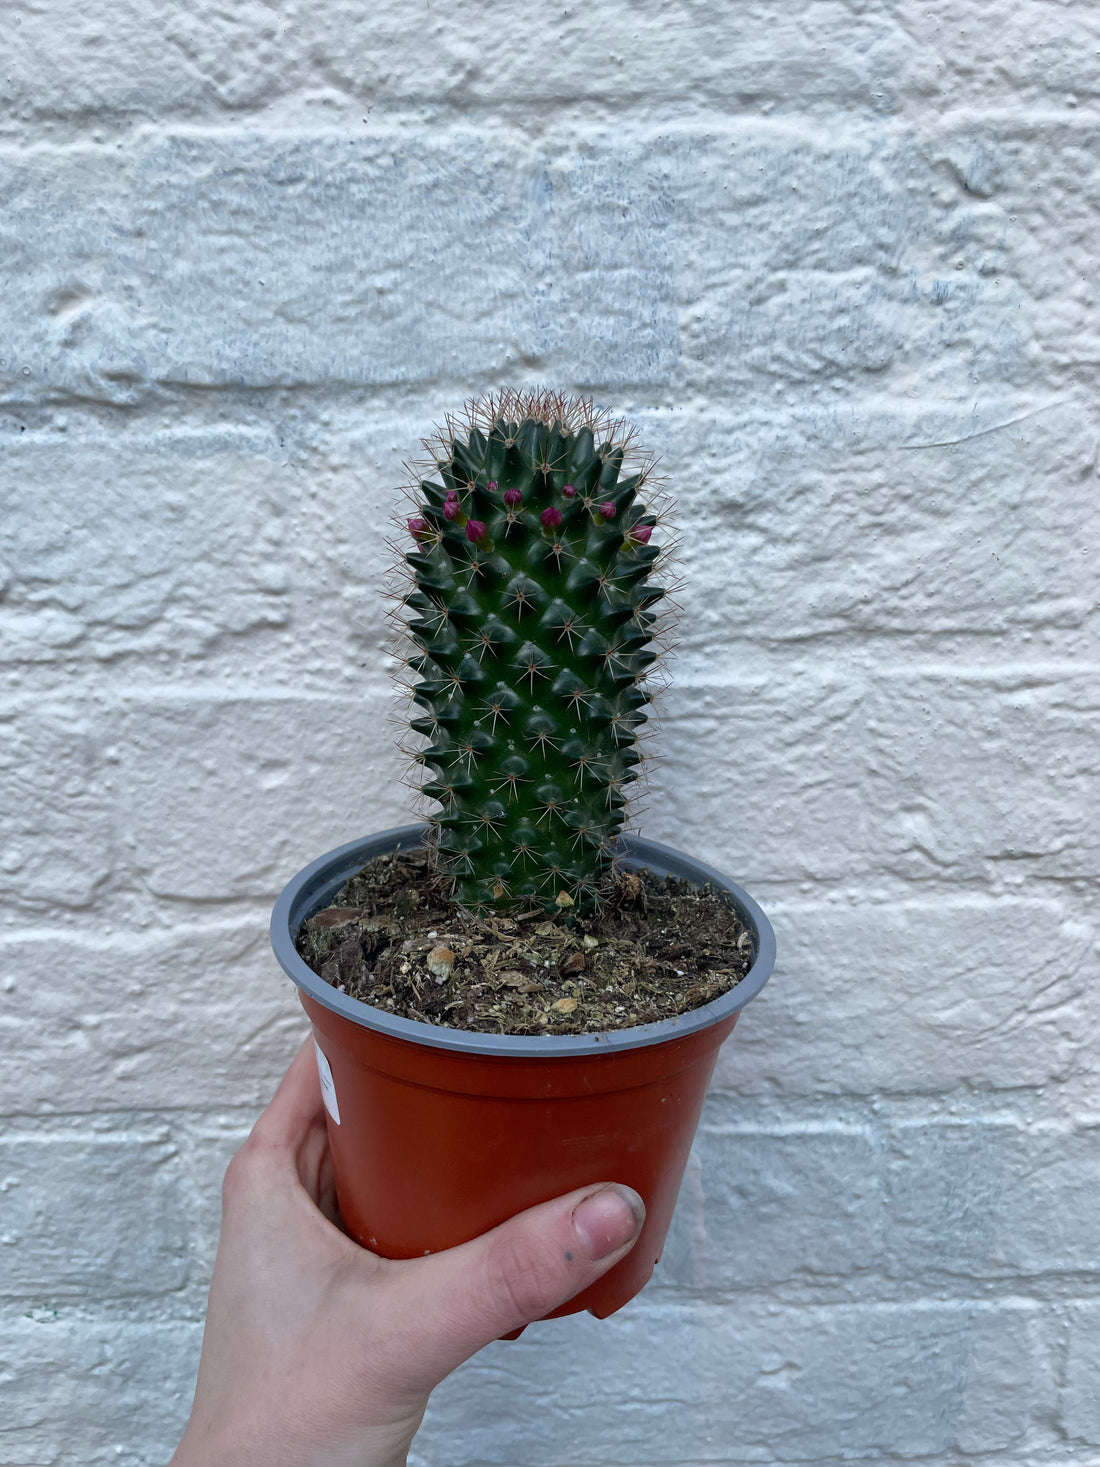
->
<box><xmin>270</xmin><ymin>825</ymin><xmax>775</xmax><ymax>1322</ymax></box>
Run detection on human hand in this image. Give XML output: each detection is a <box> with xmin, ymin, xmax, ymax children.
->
<box><xmin>170</xmin><ymin>1037</ymin><xmax>645</xmax><ymax>1467</ymax></box>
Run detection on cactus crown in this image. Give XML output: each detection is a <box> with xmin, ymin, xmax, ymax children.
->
<box><xmin>394</xmin><ymin>389</ymin><xmax>672</xmax><ymax>914</ymax></box>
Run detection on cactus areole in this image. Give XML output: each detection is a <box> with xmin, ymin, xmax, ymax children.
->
<box><xmin>399</xmin><ymin>390</ymin><xmax>668</xmax><ymax>916</ymax></box>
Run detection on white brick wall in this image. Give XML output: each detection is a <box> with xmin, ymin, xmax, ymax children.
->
<box><xmin>1</xmin><ymin>3</ymin><xmax>1097</xmax><ymax>1463</ymax></box>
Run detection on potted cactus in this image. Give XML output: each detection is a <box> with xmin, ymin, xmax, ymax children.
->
<box><xmin>270</xmin><ymin>390</ymin><xmax>775</xmax><ymax>1322</ymax></box>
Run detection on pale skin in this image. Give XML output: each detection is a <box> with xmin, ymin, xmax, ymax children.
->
<box><xmin>170</xmin><ymin>1038</ymin><xmax>646</xmax><ymax>1467</ymax></box>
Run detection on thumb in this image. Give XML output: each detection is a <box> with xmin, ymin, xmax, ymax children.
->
<box><xmin>376</xmin><ymin>1182</ymin><xmax>645</xmax><ymax>1386</ymax></box>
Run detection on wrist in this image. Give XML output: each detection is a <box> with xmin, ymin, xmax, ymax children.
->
<box><xmin>169</xmin><ymin>1418</ymin><xmax>413</xmax><ymax>1467</ymax></box>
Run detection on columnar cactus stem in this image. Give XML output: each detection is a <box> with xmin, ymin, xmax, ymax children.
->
<box><xmin>396</xmin><ymin>389</ymin><xmax>671</xmax><ymax>914</ymax></box>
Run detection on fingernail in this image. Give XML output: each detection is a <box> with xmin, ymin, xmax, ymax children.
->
<box><xmin>572</xmin><ymin>1185</ymin><xmax>645</xmax><ymax>1261</ymax></box>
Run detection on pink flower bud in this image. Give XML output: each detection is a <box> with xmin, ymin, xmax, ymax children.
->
<box><xmin>407</xmin><ymin>516</ymin><xmax>430</xmax><ymax>539</ymax></box>
<box><xmin>540</xmin><ymin>506</ymin><xmax>562</xmax><ymax>529</ymax></box>
<box><xmin>599</xmin><ymin>501</ymin><xmax>617</xmax><ymax>519</ymax></box>
<box><xmin>562</xmin><ymin>484</ymin><xmax>576</xmax><ymax>497</ymax></box>
<box><xmin>487</xmin><ymin>480</ymin><xmax>498</xmax><ymax>491</ymax></box>
<box><xmin>465</xmin><ymin>519</ymin><xmax>487</xmax><ymax>544</ymax></box>
<box><xmin>630</xmin><ymin>523</ymin><xmax>653</xmax><ymax>544</ymax></box>
<box><xmin>443</xmin><ymin>498</ymin><xmax>462</xmax><ymax>520</ymax></box>
<box><xmin>503</xmin><ymin>487</ymin><xmax>522</xmax><ymax>507</ymax></box>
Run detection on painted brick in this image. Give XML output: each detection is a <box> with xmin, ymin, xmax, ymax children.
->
<box><xmin>9</xmin><ymin>671</ymin><xmax>1073</xmax><ymax>922</ymax></box>
<box><xmin>658</xmin><ymin>1123</ymin><xmax>882</xmax><ymax>1291</ymax></box>
<box><xmin>670</xmin><ymin>398</ymin><xmax>1100</xmax><ymax>661</ymax></box>
<box><xmin>886</xmin><ymin>1121</ymin><xmax>1100</xmax><ymax>1280</ymax></box>
<box><xmin>0</xmin><ymin>692</ymin><xmax>409</xmax><ymax>912</ymax></box>
<box><xmin>6</xmin><ymin>668</ymin><xmax>1094</xmax><ymax>917</ymax></box>
<box><xmin>0</xmin><ymin>1314</ymin><xmax>199</xmax><ymax>1467</ymax></box>
<box><xmin>649</xmin><ymin>669</ymin><xmax>1100</xmax><ymax>888</ymax></box>
<box><xmin>647</xmin><ymin>667</ymin><xmax>871</xmax><ymax>885</ymax></box>
<box><xmin>712</xmin><ymin>898</ymin><xmax>1098</xmax><ymax>1097</ymax></box>
<box><xmin>980</xmin><ymin>123</ymin><xmax>1100</xmax><ymax>370</ymax></box>
<box><xmin>0</xmin><ymin>127</ymin><xmax>1051</xmax><ymax>409</ymax></box>
<box><xmin>12</xmin><ymin>393</ymin><xmax>1096</xmax><ymax>680</ymax></box>
<box><xmin>104</xmin><ymin>692</ymin><xmax>412</xmax><ymax>899</ymax></box>
<box><xmin>0</xmin><ymin>431</ymin><xmax>293</xmax><ymax>671</ymax></box>
<box><xmin>0</xmin><ymin>704</ymin><xmax>116</xmax><ymax>913</ymax></box>
<box><xmin>1063</xmin><ymin>1304</ymin><xmax>1100</xmax><ymax>1447</ymax></box>
<box><xmin>420</xmin><ymin>1298</ymin><xmax>1047</xmax><ymax>1462</ymax></box>
<box><xmin>0</xmin><ymin>414</ymin><xmax>466</xmax><ymax>699</ymax></box>
<box><xmin>0</xmin><ymin>135</ymin><xmax>678</xmax><ymax>405</ymax></box>
<box><xmin>16</xmin><ymin>394</ymin><xmax>1095</xmax><ymax>700</ymax></box>
<box><xmin>0</xmin><ymin>925</ymin><xmax>304</xmax><ymax>1114</ymax></box>
<box><xmin>864</xmin><ymin>673</ymin><xmax>1100</xmax><ymax>887</ymax></box>
<box><xmin>0</xmin><ymin>1130</ymin><xmax>189</xmax><ymax>1298</ymax></box>
<box><xmin>5</xmin><ymin>2</ymin><xmax>1099</xmax><ymax>125</ymax></box>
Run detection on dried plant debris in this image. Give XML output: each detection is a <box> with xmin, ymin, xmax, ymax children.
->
<box><xmin>295</xmin><ymin>847</ymin><xmax>753</xmax><ymax>1036</ymax></box>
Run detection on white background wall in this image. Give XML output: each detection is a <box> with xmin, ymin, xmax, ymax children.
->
<box><xmin>2</xmin><ymin>3</ymin><xmax>1099</xmax><ymax>1464</ymax></box>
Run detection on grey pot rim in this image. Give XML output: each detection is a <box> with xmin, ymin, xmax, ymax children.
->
<box><xmin>270</xmin><ymin>824</ymin><xmax>776</xmax><ymax>1059</ymax></box>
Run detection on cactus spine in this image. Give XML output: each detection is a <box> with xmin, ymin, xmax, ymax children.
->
<box><xmin>397</xmin><ymin>390</ymin><xmax>670</xmax><ymax>914</ymax></box>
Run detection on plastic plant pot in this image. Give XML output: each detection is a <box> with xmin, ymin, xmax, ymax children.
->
<box><xmin>270</xmin><ymin>823</ymin><xmax>775</xmax><ymax>1322</ymax></box>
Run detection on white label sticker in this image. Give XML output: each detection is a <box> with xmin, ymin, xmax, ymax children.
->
<box><xmin>314</xmin><ymin>1041</ymin><xmax>341</xmax><ymax>1125</ymax></box>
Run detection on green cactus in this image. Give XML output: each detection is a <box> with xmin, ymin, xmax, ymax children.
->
<box><xmin>397</xmin><ymin>389</ymin><xmax>670</xmax><ymax>914</ymax></box>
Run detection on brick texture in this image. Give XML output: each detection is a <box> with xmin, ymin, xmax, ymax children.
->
<box><xmin>420</xmin><ymin>1298</ymin><xmax>1046</xmax><ymax>1463</ymax></box>
<box><xmin>0</xmin><ymin>1129</ymin><xmax>190</xmax><ymax>1298</ymax></box>
<box><xmin>1</xmin><ymin>2</ymin><xmax>1097</xmax><ymax>1464</ymax></box>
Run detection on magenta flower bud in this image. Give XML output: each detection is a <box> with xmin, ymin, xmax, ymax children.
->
<box><xmin>540</xmin><ymin>506</ymin><xmax>562</xmax><ymax>529</ymax></box>
<box><xmin>562</xmin><ymin>484</ymin><xmax>576</xmax><ymax>497</ymax></box>
<box><xmin>445</xmin><ymin>487</ymin><xmax>459</xmax><ymax>501</ymax></box>
<box><xmin>487</xmin><ymin>480</ymin><xmax>498</xmax><ymax>491</ymax></box>
<box><xmin>407</xmin><ymin>516</ymin><xmax>430</xmax><ymax>539</ymax></box>
<box><xmin>503</xmin><ymin>487</ymin><xmax>522</xmax><ymax>507</ymax></box>
<box><xmin>465</xmin><ymin>519</ymin><xmax>487</xmax><ymax>543</ymax></box>
<box><xmin>599</xmin><ymin>501</ymin><xmax>617</xmax><ymax>519</ymax></box>
<box><xmin>443</xmin><ymin>498</ymin><xmax>462</xmax><ymax>520</ymax></box>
